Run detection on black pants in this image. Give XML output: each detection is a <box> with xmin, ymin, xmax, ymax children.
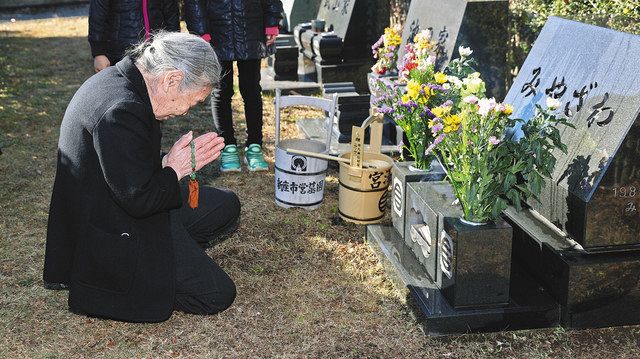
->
<box><xmin>171</xmin><ymin>185</ymin><xmax>240</xmax><ymax>315</ymax></box>
<box><xmin>214</xmin><ymin>59</ymin><xmax>263</xmax><ymax>147</ymax></box>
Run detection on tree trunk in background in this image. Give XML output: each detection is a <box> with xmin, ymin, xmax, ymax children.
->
<box><xmin>390</xmin><ymin>0</ymin><xmax>411</xmax><ymax>27</ymax></box>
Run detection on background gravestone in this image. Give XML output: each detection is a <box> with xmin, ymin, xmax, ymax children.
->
<box><xmin>281</xmin><ymin>0</ymin><xmax>323</xmax><ymax>33</ymax></box>
<box><xmin>505</xmin><ymin>16</ymin><xmax>640</xmax><ymax>248</ymax></box>
<box><xmin>297</xmin><ymin>0</ymin><xmax>389</xmax><ymax>89</ymax></box>
<box><xmin>397</xmin><ymin>0</ymin><xmax>508</xmax><ymax>99</ymax></box>
<box><xmin>317</xmin><ymin>0</ymin><xmax>390</xmax><ymax>62</ymax></box>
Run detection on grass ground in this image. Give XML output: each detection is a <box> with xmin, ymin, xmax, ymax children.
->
<box><xmin>1</xmin><ymin>16</ymin><xmax>639</xmax><ymax>358</ymax></box>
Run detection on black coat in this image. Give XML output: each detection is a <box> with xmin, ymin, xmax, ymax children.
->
<box><xmin>88</xmin><ymin>0</ymin><xmax>181</xmax><ymax>62</ymax></box>
<box><xmin>44</xmin><ymin>57</ymin><xmax>183</xmax><ymax>322</ymax></box>
<box><xmin>184</xmin><ymin>0</ymin><xmax>283</xmax><ymax>61</ymax></box>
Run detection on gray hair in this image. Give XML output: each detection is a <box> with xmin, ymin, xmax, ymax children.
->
<box><xmin>127</xmin><ymin>31</ymin><xmax>221</xmax><ymax>92</ymax></box>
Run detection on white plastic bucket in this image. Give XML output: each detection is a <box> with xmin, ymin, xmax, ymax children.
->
<box><xmin>275</xmin><ymin>139</ymin><xmax>328</xmax><ymax>210</ymax></box>
<box><xmin>273</xmin><ymin>89</ymin><xmax>338</xmax><ymax>210</ymax></box>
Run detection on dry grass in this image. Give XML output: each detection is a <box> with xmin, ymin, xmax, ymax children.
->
<box><xmin>1</xmin><ymin>16</ymin><xmax>640</xmax><ymax>358</ymax></box>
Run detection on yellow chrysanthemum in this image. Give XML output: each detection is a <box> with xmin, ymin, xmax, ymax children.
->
<box><xmin>431</xmin><ymin>106</ymin><xmax>451</xmax><ymax>119</ymax></box>
<box><xmin>406</xmin><ymin>80</ymin><xmax>421</xmax><ymax>99</ymax></box>
<box><xmin>442</xmin><ymin>114</ymin><xmax>461</xmax><ymax>133</ymax></box>
<box><xmin>413</xmin><ymin>31</ymin><xmax>434</xmax><ymax>52</ymax></box>
<box><xmin>416</xmin><ymin>38</ymin><xmax>432</xmax><ymax>51</ymax></box>
<box><xmin>503</xmin><ymin>104</ymin><xmax>513</xmax><ymax>116</ymax></box>
<box><xmin>383</xmin><ymin>27</ymin><xmax>402</xmax><ymax>47</ymax></box>
<box><xmin>401</xmin><ymin>94</ymin><xmax>411</xmax><ymax>104</ymax></box>
<box><xmin>434</xmin><ymin>72</ymin><xmax>448</xmax><ymax>84</ymax></box>
<box><xmin>448</xmin><ymin>114</ymin><xmax>461</xmax><ymax>125</ymax></box>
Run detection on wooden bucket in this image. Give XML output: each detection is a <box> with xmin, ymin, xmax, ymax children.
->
<box><xmin>338</xmin><ymin>114</ymin><xmax>393</xmax><ymax>224</ymax></box>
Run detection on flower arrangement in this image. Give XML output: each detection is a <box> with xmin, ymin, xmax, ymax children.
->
<box><xmin>371</xmin><ymin>26</ymin><xmax>402</xmax><ymax>75</ymax></box>
<box><xmin>397</xmin><ymin>29</ymin><xmax>437</xmax><ymax>82</ymax></box>
<box><xmin>372</xmin><ymin>41</ymin><xmax>482</xmax><ymax>171</ymax></box>
<box><xmin>429</xmin><ymin>94</ymin><xmax>573</xmax><ymax>224</ymax></box>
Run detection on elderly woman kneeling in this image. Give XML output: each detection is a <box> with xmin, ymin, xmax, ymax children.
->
<box><xmin>43</xmin><ymin>32</ymin><xmax>240</xmax><ymax>322</ymax></box>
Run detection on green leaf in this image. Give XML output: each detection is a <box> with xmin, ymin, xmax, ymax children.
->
<box><xmin>503</xmin><ymin>172</ymin><xmax>516</xmax><ymax>192</ymax></box>
<box><xmin>493</xmin><ymin>197</ymin><xmax>508</xmax><ymax>219</ymax></box>
<box><xmin>530</xmin><ymin>171</ymin><xmax>542</xmax><ymax>195</ymax></box>
<box><xmin>505</xmin><ymin>189</ymin><xmax>522</xmax><ymax>211</ymax></box>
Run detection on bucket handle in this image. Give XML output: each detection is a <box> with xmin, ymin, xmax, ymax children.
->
<box><xmin>346</xmin><ymin>111</ymin><xmax>384</xmax><ymax>179</ymax></box>
<box><xmin>274</xmin><ymin>88</ymin><xmax>338</xmax><ymax>153</ymax></box>
<box><xmin>358</xmin><ymin>110</ymin><xmax>384</xmax><ymax>155</ymax></box>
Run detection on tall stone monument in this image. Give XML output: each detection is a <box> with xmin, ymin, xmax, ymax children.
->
<box><xmin>504</xmin><ymin>16</ymin><xmax>640</xmax><ymax>328</ymax></box>
<box><xmin>281</xmin><ymin>0</ymin><xmax>323</xmax><ymax>33</ymax></box>
<box><xmin>397</xmin><ymin>0</ymin><xmax>509</xmax><ymax>99</ymax></box>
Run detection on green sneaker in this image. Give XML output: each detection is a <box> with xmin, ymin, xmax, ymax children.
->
<box><xmin>220</xmin><ymin>144</ymin><xmax>241</xmax><ymax>172</ymax></box>
<box><xmin>244</xmin><ymin>144</ymin><xmax>269</xmax><ymax>172</ymax></box>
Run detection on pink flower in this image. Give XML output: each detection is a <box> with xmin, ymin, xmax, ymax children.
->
<box><xmin>463</xmin><ymin>95</ymin><xmax>478</xmax><ymax>104</ymax></box>
<box><xmin>489</xmin><ymin>136</ymin><xmax>500</xmax><ymax>145</ymax></box>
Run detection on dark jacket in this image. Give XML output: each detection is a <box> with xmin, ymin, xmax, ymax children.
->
<box><xmin>184</xmin><ymin>0</ymin><xmax>283</xmax><ymax>61</ymax></box>
<box><xmin>89</xmin><ymin>0</ymin><xmax>181</xmax><ymax>62</ymax></box>
<box><xmin>43</xmin><ymin>56</ymin><xmax>183</xmax><ymax>322</ymax></box>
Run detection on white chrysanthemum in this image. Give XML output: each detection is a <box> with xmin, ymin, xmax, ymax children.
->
<box><xmin>447</xmin><ymin>75</ymin><xmax>462</xmax><ymax>88</ymax></box>
<box><xmin>477</xmin><ymin>98</ymin><xmax>497</xmax><ymax>116</ymax></box>
<box><xmin>459</xmin><ymin>46</ymin><xmax>473</xmax><ymax>57</ymax></box>
<box><xmin>546</xmin><ymin>97</ymin><xmax>561</xmax><ymax>110</ymax></box>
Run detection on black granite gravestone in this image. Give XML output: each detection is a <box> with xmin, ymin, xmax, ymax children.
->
<box><xmin>505</xmin><ymin>17</ymin><xmax>640</xmax><ymax>249</ymax></box>
<box><xmin>281</xmin><ymin>0</ymin><xmax>323</xmax><ymax>33</ymax></box>
<box><xmin>296</xmin><ymin>0</ymin><xmax>389</xmax><ymax>90</ymax></box>
<box><xmin>266</xmin><ymin>35</ymin><xmax>299</xmax><ymax>81</ymax></box>
<box><xmin>267</xmin><ymin>0</ymin><xmax>322</xmax><ymax>81</ymax></box>
<box><xmin>503</xmin><ymin>17</ymin><xmax>640</xmax><ymax>329</ymax></box>
<box><xmin>396</xmin><ymin>0</ymin><xmax>508</xmax><ymax>99</ymax></box>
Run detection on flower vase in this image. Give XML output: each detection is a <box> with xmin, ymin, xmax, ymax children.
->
<box><xmin>438</xmin><ymin>216</ymin><xmax>513</xmax><ymax>308</ymax></box>
<box><xmin>405</xmin><ymin>181</ymin><xmax>463</xmax><ymax>286</ymax></box>
<box><xmin>391</xmin><ymin>159</ymin><xmax>446</xmax><ymax>237</ymax></box>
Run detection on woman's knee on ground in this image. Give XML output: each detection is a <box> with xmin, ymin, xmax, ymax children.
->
<box><xmin>176</xmin><ymin>278</ymin><xmax>236</xmax><ymax>315</ymax></box>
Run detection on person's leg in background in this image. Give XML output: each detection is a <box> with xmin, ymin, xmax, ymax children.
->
<box><xmin>236</xmin><ymin>58</ymin><xmax>268</xmax><ymax>171</ymax></box>
<box><xmin>214</xmin><ymin>60</ymin><xmax>242</xmax><ymax>172</ymax></box>
<box><xmin>172</xmin><ymin>185</ymin><xmax>241</xmax><ymax>315</ymax></box>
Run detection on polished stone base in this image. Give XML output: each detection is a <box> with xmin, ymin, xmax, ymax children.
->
<box><xmin>265</xmin><ymin>62</ymin><xmax>297</xmax><ymax>81</ymax></box>
<box><xmin>506</xmin><ymin>207</ymin><xmax>640</xmax><ymax>329</ymax></box>
<box><xmin>297</xmin><ymin>52</ymin><xmax>318</xmax><ymax>83</ymax></box>
<box><xmin>366</xmin><ymin>224</ymin><xmax>560</xmax><ymax>336</ymax></box>
<box><xmin>266</xmin><ymin>35</ymin><xmax>299</xmax><ymax>81</ymax></box>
